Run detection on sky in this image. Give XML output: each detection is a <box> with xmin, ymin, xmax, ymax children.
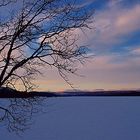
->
<box><xmin>0</xmin><ymin>0</ymin><xmax>140</xmax><ymax>92</ymax></box>
<box><xmin>34</xmin><ymin>0</ymin><xmax>140</xmax><ymax>91</ymax></box>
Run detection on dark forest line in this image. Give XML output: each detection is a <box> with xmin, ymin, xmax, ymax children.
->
<box><xmin>0</xmin><ymin>87</ymin><xmax>140</xmax><ymax>98</ymax></box>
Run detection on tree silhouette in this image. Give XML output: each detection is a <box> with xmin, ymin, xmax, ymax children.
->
<box><xmin>0</xmin><ymin>0</ymin><xmax>94</xmax><ymax>133</ymax></box>
<box><xmin>0</xmin><ymin>0</ymin><xmax>93</xmax><ymax>91</ymax></box>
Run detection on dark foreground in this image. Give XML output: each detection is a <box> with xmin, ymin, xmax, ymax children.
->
<box><xmin>0</xmin><ymin>87</ymin><xmax>140</xmax><ymax>98</ymax></box>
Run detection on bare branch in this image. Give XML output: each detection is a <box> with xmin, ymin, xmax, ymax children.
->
<box><xmin>0</xmin><ymin>0</ymin><xmax>94</xmax><ymax>133</ymax></box>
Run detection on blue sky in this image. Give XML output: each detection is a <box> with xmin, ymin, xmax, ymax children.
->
<box><xmin>38</xmin><ymin>0</ymin><xmax>140</xmax><ymax>91</ymax></box>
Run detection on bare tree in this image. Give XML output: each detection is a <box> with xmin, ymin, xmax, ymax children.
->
<box><xmin>0</xmin><ymin>0</ymin><xmax>94</xmax><ymax>133</ymax></box>
<box><xmin>0</xmin><ymin>0</ymin><xmax>93</xmax><ymax>92</ymax></box>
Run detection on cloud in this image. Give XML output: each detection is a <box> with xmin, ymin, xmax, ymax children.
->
<box><xmin>115</xmin><ymin>5</ymin><xmax>140</xmax><ymax>34</ymax></box>
<box><xmin>75</xmin><ymin>53</ymin><xmax>140</xmax><ymax>90</ymax></box>
<box><xmin>108</xmin><ymin>0</ymin><xmax>123</xmax><ymax>7</ymax></box>
<box><xmin>88</xmin><ymin>3</ymin><xmax>140</xmax><ymax>48</ymax></box>
<box><xmin>32</xmin><ymin>52</ymin><xmax>140</xmax><ymax>91</ymax></box>
<box><xmin>130</xmin><ymin>47</ymin><xmax>140</xmax><ymax>55</ymax></box>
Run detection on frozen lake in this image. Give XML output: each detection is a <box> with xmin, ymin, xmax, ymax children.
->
<box><xmin>1</xmin><ymin>97</ymin><xmax>140</xmax><ymax>140</ymax></box>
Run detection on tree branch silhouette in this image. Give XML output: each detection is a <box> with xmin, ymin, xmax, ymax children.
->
<box><xmin>0</xmin><ymin>0</ymin><xmax>93</xmax><ymax>91</ymax></box>
<box><xmin>0</xmin><ymin>0</ymin><xmax>94</xmax><ymax>133</ymax></box>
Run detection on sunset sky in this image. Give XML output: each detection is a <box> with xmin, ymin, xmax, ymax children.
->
<box><xmin>1</xmin><ymin>0</ymin><xmax>140</xmax><ymax>92</ymax></box>
<box><xmin>36</xmin><ymin>0</ymin><xmax>140</xmax><ymax>91</ymax></box>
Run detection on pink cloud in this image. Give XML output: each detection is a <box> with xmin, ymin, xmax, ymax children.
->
<box><xmin>75</xmin><ymin>54</ymin><xmax>140</xmax><ymax>90</ymax></box>
<box><xmin>115</xmin><ymin>5</ymin><xmax>140</xmax><ymax>34</ymax></box>
<box><xmin>90</xmin><ymin>3</ymin><xmax>140</xmax><ymax>46</ymax></box>
<box><xmin>130</xmin><ymin>47</ymin><xmax>140</xmax><ymax>55</ymax></box>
